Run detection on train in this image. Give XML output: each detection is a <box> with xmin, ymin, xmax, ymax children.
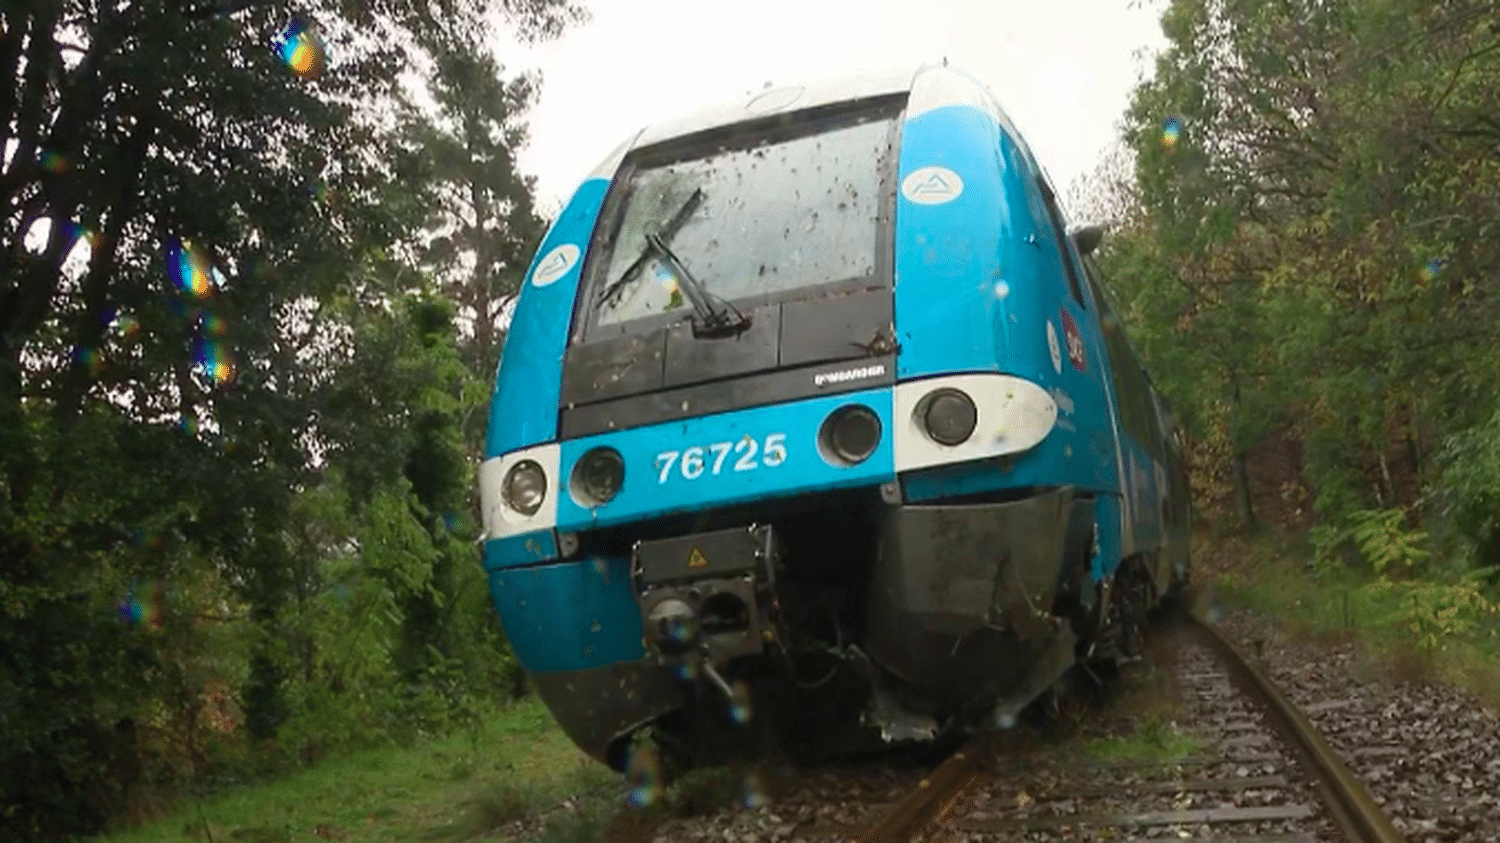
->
<box><xmin>478</xmin><ymin>63</ymin><xmax>1191</xmax><ymax>782</ymax></box>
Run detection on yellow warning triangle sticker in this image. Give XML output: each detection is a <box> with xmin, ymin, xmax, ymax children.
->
<box><xmin>687</xmin><ymin>547</ymin><xmax>708</xmax><ymax>569</ymax></box>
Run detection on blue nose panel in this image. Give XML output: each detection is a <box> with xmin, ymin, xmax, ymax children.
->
<box><xmin>489</xmin><ymin>555</ymin><xmax>645</xmax><ymax>673</ymax></box>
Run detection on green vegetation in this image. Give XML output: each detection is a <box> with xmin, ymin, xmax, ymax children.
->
<box><xmin>1082</xmin><ymin>720</ymin><xmax>1202</xmax><ymax>766</ymax></box>
<box><xmin>95</xmin><ymin>698</ymin><xmax>619</xmax><ymax>843</ymax></box>
<box><xmin>1081</xmin><ymin>0</ymin><xmax>1500</xmax><ymax>659</ymax></box>
<box><xmin>1210</xmin><ymin>530</ymin><xmax>1500</xmax><ymax>704</ymax></box>
<box><xmin>0</xmin><ymin>1</ymin><xmax>586</xmax><ymax>839</ymax></box>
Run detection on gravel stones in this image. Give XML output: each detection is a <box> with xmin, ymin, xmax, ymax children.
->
<box><xmin>1214</xmin><ymin>607</ymin><xmax>1500</xmax><ymax>843</ymax></box>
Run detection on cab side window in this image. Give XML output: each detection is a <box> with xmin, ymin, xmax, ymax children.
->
<box><xmin>1081</xmin><ymin>256</ymin><xmax>1164</xmax><ymax>461</ymax></box>
<box><xmin>1035</xmin><ymin>176</ymin><xmax>1087</xmax><ymax>308</ymax></box>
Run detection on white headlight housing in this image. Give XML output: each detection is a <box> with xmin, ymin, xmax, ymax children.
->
<box><xmin>502</xmin><ymin>459</ymin><xmax>547</xmax><ymax>516</ymax></box>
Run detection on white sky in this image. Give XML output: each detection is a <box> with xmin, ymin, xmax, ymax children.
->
<box><xmin>502</xmin><ymin>0</ymin><xmax>1171</xmax><ymax>214</ymax></box>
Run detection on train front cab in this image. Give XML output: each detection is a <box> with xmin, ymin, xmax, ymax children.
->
<box><xmin>478</xmin><ymin>65</ymin><xmax>1187</xmax><ymax>773</ymax></box>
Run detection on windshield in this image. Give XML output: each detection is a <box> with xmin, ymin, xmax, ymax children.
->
<box><xmin>591</xmin><ymin>112</ymin><xmax>896</xmax><ymax>328</ymax></box>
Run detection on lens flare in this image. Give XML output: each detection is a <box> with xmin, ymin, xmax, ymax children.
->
<box><xmin>741</xmin><ymin>771</ymin><xmax>769</xmax><ymax>809</ymax></box>
<box><xmin>198</xmin><ymin>312</ymin><xmax>228</xmax><ymax>337</ymax></box>
<box><xmin>1419</xmin><ymin>258</ymin><xmax>1443</xmax><ymax>283</ymax></box>
<box><xmin>179</xmin><ymin>415</ymin><xmax>199</xmax><ymax>436</ymax></box>
<box><xmin>624</xmin><ymin>746</ymin><xmax>664</xmax><ymax>808</ymax></box>
<box><xmin>116</xmin><ymin>581</ymin><xmax>166</xmax><ymax>630</ymax></box>
<box><xmin>72</xmin><ymin>345</ymin><xmax>102</xmax><ymax>376</ymax></box>
<box><xmin>39</xmin><ymin>150</ymin><xmax>70</xmax><ymax>174</ymax></box>
<box><xmin>653</xmin><ymin>262</ymin><xmax>679</xmax><ymax>293</ymax></box>
<box><xmin>193</xmin><ymin>337</ymin><xmax>237</xmax><ymax>385</ymax></box>
<box><xmin>59</xmin><ymin>220</ymin><xmax>95</xmax><ymax>251</ymax></box>
<box><xmin>1161</xmin><ymin>116</ymin><xmax>1183</xmax><ymax>151</ymax></box>
<box><xmin>728</xmin><ymin>679</ymin><xmax>754</xmax><ymax>725</ymax></box>
<box><xmin>276</xmin><ymin>19</ymin><xmax>325</xmax><ymax>79</ymax></box>
<box><xmin>166</xmin><ymin>238</ymin><xmax>215</xmax><ymax>298</ymax></box>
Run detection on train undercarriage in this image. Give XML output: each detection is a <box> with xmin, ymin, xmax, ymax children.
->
<box><xmin>532</xmin><ymin>483</ymin><xmax>1185</xmax><ymax>785</ymax></box>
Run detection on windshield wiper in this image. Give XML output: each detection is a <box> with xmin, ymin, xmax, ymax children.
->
<box><xmin>593</xmin><ymin>189</ymin><xmax>750</xmax><ymax>337</ymax></box>
<box><xmin>595</xmin><ymin>187</ymin><xmax>706</xmax><ymax>311</ymax></box>
<box><xmin>643</xmin><ymin>233</ymin><xmax>749</xmax><ymax>337</ymax></box>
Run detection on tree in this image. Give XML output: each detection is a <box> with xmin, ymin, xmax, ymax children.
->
<box><xmin>0</xmin><ymin>1</ymin><xmax>583</xmax><ymax>837</ymax></box>
<box><xmin>401</xmin><ymin>46</ymin><xmax>548</xmax><ymax>383</ymax></box>
<box><xmin>1113</xmin><ymin>0</ymin><xmax>1500</xmax><ymax>547</ymax></box>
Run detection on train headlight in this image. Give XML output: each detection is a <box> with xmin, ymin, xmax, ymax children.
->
<box><xmin>921</xmin><ymin>388</ymin><xmax>977</xmax><ymax>446</ymax></box>
<box><xmin>502</xmin><ymin>459</ymin><xmax>547</xmax><ymax>516</ymax></box>
<box><xmin>820</xmin><ymin>404</ymin><xmax>882</xmax><ymax>465</ymax></box>
<box><xmin>570</xmin><ymin>447</ymin><xmax>625</xmax><ymax>507</ymax></box>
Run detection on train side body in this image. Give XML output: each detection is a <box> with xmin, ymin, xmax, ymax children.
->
<box><xmin>479</xmin><ymin>65</ymin><xmax>1189</xmax><ymax>771</ymax></box>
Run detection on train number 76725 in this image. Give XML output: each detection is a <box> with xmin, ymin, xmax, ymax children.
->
<box><xmin>655</xmin><ymin>434</ymin><xmax>787</xmax><ymax>484</ymax></box>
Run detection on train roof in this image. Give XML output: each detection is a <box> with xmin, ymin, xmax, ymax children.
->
<box><xmin>583</xmin><ymin>63</ymin><xmax>1038</xmax><ymax>183</ymax></box>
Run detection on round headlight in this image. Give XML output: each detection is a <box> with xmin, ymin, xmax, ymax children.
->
<box><xmin>502</xmin><ymin>459</ymin><xmax>547</xmax><ymax>516</ymax></box>
<box><xmin>570</xmin><ymin>447</ymin><xmax>625</xmax><ymax>507</ymax></box>
<box><xmin>820</xmin><ymin>405</ymin><xmax>882</xmax><ymax>465</ymax></box>
<box><xmin>922</xmin><ymin>389</ymin><xmax>977</xmax><ymax>446</ymax></box>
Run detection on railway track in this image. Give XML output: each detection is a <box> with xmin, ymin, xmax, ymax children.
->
<box><xmin>791</xmin><ymin>608</ymin><xmax>1407</xmax><ymax>843</ymax></box>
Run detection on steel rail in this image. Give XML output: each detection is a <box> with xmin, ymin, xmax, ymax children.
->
<box><xmin>850</xmin><ymin>735</ymin><xmax>987</xmax><ymax>843</ymax></box>
<box><xmin>1185</xmin><ymin>607</ymin><xmax>1407</xmax><ymax>843</ymax></box>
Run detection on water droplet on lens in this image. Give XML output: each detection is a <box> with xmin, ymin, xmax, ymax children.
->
<box><xmin>276</xmin><ymin>18</ymin><xmax>325</xmax><ymax>79</ymax></box>
<box><xmin>742</xmin><ymin>771</ymin><xmax>768</xmax><ymax>808</ymax></box>
<box><xmin>625</xmin><ymin>746</ymin><xmax>664</xmax><ymax>808</ymax></box>
<box><xmin>729</xmin><ymin>680</ymin><xmax>754</xmax><ymax>725</ymax></box>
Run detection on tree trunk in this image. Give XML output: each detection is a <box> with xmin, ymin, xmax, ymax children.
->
<box><xmin>1233</xmin><ymin>452</ymin><xmax>1258</xmax><ymax>533</ymax></box>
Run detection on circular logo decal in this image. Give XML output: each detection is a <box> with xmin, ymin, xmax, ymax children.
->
<box><xmin>1046</xmin><ymin>321</ymin><xmax>1063</xmax><ymax>374</ymax></box>
<box><xmin>901</xmin><ymin>166</ymin><xmax>964</xmax><ymax>205</ymax></box>
<box><xmin>531</xmin><ymin>244</ymin><xmax>580</xmax><ymax>288</ymax></box>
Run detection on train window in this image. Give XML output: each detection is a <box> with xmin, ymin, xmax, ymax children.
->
<box><xmin>1081</xmin><ymin>257</ymin><xmax>1164</xmax><ymax>460</ymax></box>
<box><xmin>1036</xmin><ymin>177</ymin><xmax>1087</xmax><ymax>308</ymax></box>
<box><xmin>588</xmin><ymin>111</ymin><xmax>895</xmax><ymax>329</ymax></box>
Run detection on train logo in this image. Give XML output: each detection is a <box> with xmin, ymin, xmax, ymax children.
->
<box><xmin>531</xmin><ymin>243</ymin><xmax>580</xmax><ymax>287</ymax></box>
<box><xmin>901</xmin><ymin>165</ymin><xmax>964</xmax><ymax>204</ymax></box>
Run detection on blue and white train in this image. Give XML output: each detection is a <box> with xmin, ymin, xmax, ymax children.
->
<box><xmin>479</xmin><ymin>64</ymin><xmax>1190</xmax><ymax>777</ymax></box>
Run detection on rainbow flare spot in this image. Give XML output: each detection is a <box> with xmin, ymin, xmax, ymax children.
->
<box><xmin>166</xmin><ymin>237</ymin><xmax>215</xmax><ymax>299</ymax></box>
<box><xmin>624</xmin><ymin>746</ymin><xmax>665</xmax><ymax>808</ymax></box>
<box><xmin>199</xmin><ymin>312</ymin><xmax>228</xmax><ymax>337</ymax></box>
<box><xmin>72</xmin><ymin>345</ymin><xmax>102</xmax><ymax>376</ymax></box>
<box><xmin>117</xmin><ymin>581</ymin><xmax>166</xmax><ymax>631</ymax></box>
<box><xmin>194</xmin><ymin>337</ymin><xmax>237</xmax><ymax>385</ymax></box>
<box><xmin>276</xmin><ymin>19</ymin><xmax>325</xmax><ymax>79</ymax></box>
<box><xmin>1419</xmin><ymin>258</ymin><xmax>1443</xmax><ymax>283</ymax></box>
<box><xmin>39</xmin><ymin>150</ymin><xmax>70</xmax><ymax>174</ymax></box>
<box><xmin>1161</xmin><ymin>116</ymin><xmax>1182</xmax><ymax>151</ymax></box>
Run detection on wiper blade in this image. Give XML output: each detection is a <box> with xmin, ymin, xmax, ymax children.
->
<box><xmin>596</xmin><ymin>187</ymin><xmax>706</xmax><ymax>311</ymax></box>
<box><xmin>644</xmin><ymin>233</ymin><xmax>749</xmax><ymax>337</ymax></box>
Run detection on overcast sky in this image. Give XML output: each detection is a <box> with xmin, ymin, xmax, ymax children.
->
<box><xmin>501</xmin><ymin>0</ymin><xmax>1171</xmax><ymax>214</ymax></box>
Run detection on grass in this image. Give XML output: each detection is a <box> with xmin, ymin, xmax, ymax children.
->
<box><xmin>1081</xmin><ymin>720</ymin><xmax>1202</xmax><ymax>765</ymax></box>
<box><xmin>1199</xmin><ymin>529</ymin><xmax>1500</xmax><ymax>707</ymax></box>
<box><xmin>1070</xmin><ymin>632</ymin><xmax>1205</xmax><ymax>765</ymax></box>
<box><xmin>97</xmin><ymin>698</ymin><xmax>621</xmax><ymax>843</ymax></box>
